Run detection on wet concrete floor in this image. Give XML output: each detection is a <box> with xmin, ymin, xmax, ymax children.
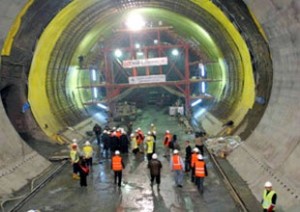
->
<box><xmin>18</xmin><ymin>107</ymin><xmax>240</xmax><ymax>212</ymax></box>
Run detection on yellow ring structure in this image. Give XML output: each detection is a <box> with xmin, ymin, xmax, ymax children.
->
<box><xmin>24</xmin><ymin>0</ymin><xmax>255</xmax><ymax>140</ymax></box>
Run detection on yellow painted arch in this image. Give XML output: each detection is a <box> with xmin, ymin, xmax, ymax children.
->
<box><xmin>26</xmin><ymin>0</ymin><xmax>255</xmax><ymax>140</ymax></box>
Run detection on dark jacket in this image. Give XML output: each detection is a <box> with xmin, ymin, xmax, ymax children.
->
<box><xmin>185</xmin><ymin>145</ymin><xmax>192</xmax><ymax>161</ymax></box>
<box><xmin>148</xmin><ymin>159</ymin><xmax>162</xmax><ymax>176</ymax></box>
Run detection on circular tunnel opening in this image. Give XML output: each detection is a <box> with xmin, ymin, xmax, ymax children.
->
<box><xmin>24</xmin><ymin>0</ymin><xmax>272</xmax><ymax>141</ymax></box>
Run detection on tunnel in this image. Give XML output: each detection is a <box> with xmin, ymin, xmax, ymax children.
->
<box><xmin>0</xmin><ymin>0</ymin><xmax>299</xmax><ymax>211</ymax></box>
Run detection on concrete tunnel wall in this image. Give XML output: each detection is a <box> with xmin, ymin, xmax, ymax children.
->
<box><xmin>0</xmin><ymin>0</ymin><xmax>300</xmax><ymax>209</ymax></box>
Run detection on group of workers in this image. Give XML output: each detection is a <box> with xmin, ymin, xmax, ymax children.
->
<box><xmin>70</xmin><ymin>122</ymin><xmax>277</xmax><ymax>211</ymax></box>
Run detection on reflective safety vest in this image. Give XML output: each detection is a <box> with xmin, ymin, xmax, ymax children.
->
<box><xmin>164</xmin><ymin>134</ymin><xmax>172</xmax><ymax>147</ymax></box>
<box><xmin>191</xmin><ymin>153</ymin><xmax>198</xmax><ymax>168</ymax></box>
<box><xmin>112</xmin><ymin>156</ymin><xmax>123</xmax><ymax>171</ymax></box>
<box><xmin>70</xmin><ymin>150</ymin><xmax>79</xmax><ymax>163</ymax></box>
<box><xmin>146</xmin><ymin>140</ymin><xmax>154</xmax><ymax>153</ymax></box>
<box><xmin>195</xmin><ymin>161</ymin><xmax>205</xmax><ymax>177</ymax></box>
<box><xmin>83</xmin><ymin>145</ymin><xmax>93</xmax><ymax>158</ymax></box>
<box><xmin>262</xmin><ymin>190</ymin><xmax>276</xmax><ymax>210</ymax></box>
<box><xmin>172</xmin><ymin>155</ymin><xmax>183</xmax><ymax>170</ymax></box>
<box><xmin>131</xmin><ymin>137</ymin><xmax>138</xmax><ymax>150</ymax></box>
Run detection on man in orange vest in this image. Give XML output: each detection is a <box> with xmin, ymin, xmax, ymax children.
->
<box><xmin>190</xmin><ymin>147</ymin><xmax>199</xmax><ymax>183</ymax></box>
<box><xmin>194</xmin><ymin>154</ymin><xmax>208</xmax><ymax>193</ymax></box>
<box><xmin>111</xmin><ymin>150</ymin><xmax>125</xmax><ymax>187</ymax></box>
<box><xmin>170</xmin><ymin>149</ymin><xmax>185</xmax><ymax>187</ymax></box>
<box><xmin>163</xmin><ymin>130</ymin><xmax>172</xmax><ymax>157</ymax></box>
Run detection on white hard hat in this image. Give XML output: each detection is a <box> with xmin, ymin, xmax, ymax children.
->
<box><xmin>103</xmin><ymin>130</ymin><xmax>107</xmax><ymax>134</ymax></box>
<box><xmin>148</xmin><ymin>131</ymin><xmax>151</xmax><ymax>135</ymax></box>
<box><xmin>85</xmin><ymin>141</ymin><xmax>90</xmax><ymax>146</ymax></box>
<box><xmin>166</xmin><ymin>130</ymin><xmax>170</xmax><ymax>133</ymax></box>
<box><xmin>152</xmin><ymin>153</ymin><xmax>158</xmax><ymax>159</ymax></box>
<box><xmin>151</xmin><ymin>123</ymin><xmax>154</xmax><ymax>126</ymax></box>
<box><xmin>113</xmin><ymin>127</ymin><xmax>116</xmax><ymax>130</ymax></box>
<box><xmin>264</xmin><ymin>181</ymin><xmax>272</xmax><ymax>187</ymax></box>
<box><xmin>115</xmin><ymin>150</ymin><xmax>120</xmax><ymax>155</ymax></box>
<box><xmin>193</xmin><ymin>147</ymin><xmax>199</xmax><ymax>153</ymax></box>
<box><xmin>137</xmin><ymin>127</ymin><xmax>141</xmax><ymax>131</ymax></box>
<box><xmin>153</xmin><ymin>131</ymin><xmax>156</xmax><ymax>135</ymax></box>
<box><xmin>72</xmin><ymin>138</ymin><xmax>77</xmax><ymax>142</ymax></box>
<box><xmin>197</xmin><ymin>154</ymin><xmax>203</xmax><ymax>160</ymax></box>
<box><xmin>130</xmin><ymin>133</ymin><xmax>135</xmax><ymax>137</ymax></box>
<box><xmin>173</xmin><ymin>149</ymin><xmax>179</xmax><ymax>154</ymax></box>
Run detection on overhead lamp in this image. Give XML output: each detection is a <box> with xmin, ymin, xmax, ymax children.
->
<box><xmin>172</xmin><ymin>49</ymin><xmax>179</xmax><ymax>56</ymax></box>
<box><xmin>194</xmin><ymin>108</ymin><xmax>206</xmax><ymax>119</ymax></box>
<box><xmin>154</xmin><ymin>39</ymin><xmax>158</xmax><ymax>44</ymax></box>
<box><xmin>125</xmin><ymin>14</ymin><xmax>145</xmax><ymax>31</ymax></box>
<box><xmin>97</xmin><ymin>103</ymin><xmax>108</xmax><ymax>110</ymax></box>
<box><xmin>91</xmin><ymin>69</ymin><xmax>97</xmax><ymax>81</ymax></box>
<box><xmin>114</xmin><ymin>49</ymin><xmax>122</xmax><ymax>57</ymax></box>
<box><xmin>135</xmin><ymin>43</ymin><xmax>140</xmax><ymax>49</ymax></box>
<box><xmin>191</xmin><ymin>99</ymin><xmax>202</xmax><ymax>107</ymax></box>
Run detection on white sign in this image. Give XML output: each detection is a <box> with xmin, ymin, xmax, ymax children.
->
<box><xmin>128</xmin><ymin>75</ymin><xmax>166</xmax><ymax>84</ymax></box>
<box><xmin>169</xmin><ymin>106</ymin><xmax>184</xmax><ymax>116</ymax></box>
<box><xmin>123</xmin><ymin>57</ymin><xmax>168</xmax><ymax>68</ymax></box>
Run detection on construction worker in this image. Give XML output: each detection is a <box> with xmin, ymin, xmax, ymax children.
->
<box><xmin>150</xmin><ymin>123</ymin><xmax>156</xmax><ymax>134</ymax></box>
<box><xmin>163</xmin><ymin>130</ymin><xmax>172</xmax><ymax>157</ymax></box>
<box><xmin>194</xmin><ymin>154</ymin><xmax>208</xmax><ymax>193</ymax></box>
<box><xmin>146</xmin><ymin>133</ymin><xmax>155</xmax><ymax>161</ymax></box>
<box><xmin>83</xmin><ymin>141</ymin><xmax>93</xmax><ymax>168</ymax></box>
<box><xmin>136</xmin><ymin>128</ymin><xmax>145</xmax><ymax>153</ymax></box>
<box><xmin>111</xmin><ymin>150</ymin><xmax>125</xmax><ymax>187</ymax></box>
<box><xmin>70</xmin><ymin>143</ymin><xmax>80</xmax><ymax>180</ymax></box>
<box><xmin>190</xmin><ymin>147</ymin><xmax>199</xmax><ymax>183</ymax></box>
<box><xmin>262</xmin><ymin>181</ymin><xmax>277</xmax><ymax>212</ymax></box>
<box><xmin>148</xmin><ymin>153</ymin><xmax>162</xmax><ymax>190</ymax></box>
<box><xmin>170</xmin><ymin>149</ymin><xmax>184</xmax><ymax>187</ymax></box>
<box><xmin>195</xmin><ymin>132</ymin><xmax>204</xmax><ymax>156</ymax></box>
<box><xmin>184</xmin><ymin>140</ymin><xmax>192</xmax><ymax>172</ymax></box>
<box><xmin>130</xmin><ymin>133</ymin><xmax>139</xmax><ymax>155</ymax></box>
<box><xmin>78</xmin><ymin>157</ymin><xmax>89</xmax><ymax>187</ymax></box>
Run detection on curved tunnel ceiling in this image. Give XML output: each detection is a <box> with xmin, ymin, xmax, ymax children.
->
<box><xmin>27</xmin><ymin>0</ymin><xmax>262</xmax><ymax>138</ymax></box>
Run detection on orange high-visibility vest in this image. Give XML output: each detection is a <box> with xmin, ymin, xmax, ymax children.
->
<box><xmin>195</xmin><ymin>161</ymin><xmax>205</xmax><ymax>177</ymax></box>
<box><xmin>191</xmin><ymin>153</ymin><xmax>198</xmax><ymax>168</ymax></box>
<box><xmin>164</xmin><ymin>133</ymin><xmax>172</xmax><ymax>147</ymax></box>
<box><xmin>112</xmin><ymin>156</ymin><xmax>122</xmax><ymax>171</ymax></box>
<box><xmin>172</xmin><ymin>155</ymin><xmax>182</xmax><ymax>170</ymax></box>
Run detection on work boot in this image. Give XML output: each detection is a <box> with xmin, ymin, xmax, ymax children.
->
<box><xmin>72</xmin><ymin>173</ymin><xmax>80</xmax><ymax>180</ymax></box>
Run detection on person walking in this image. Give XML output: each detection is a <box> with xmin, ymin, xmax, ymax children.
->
<box><xmin>261</xmin><ymin>181</ymin><xmax>277</xmax><ymax>212</ymax></box>
<box><xmin>163</xmin><ymin>130</ymin><xmax>172</xmax><ymax>157</ymax></box>
<box><xmin>190</xmin><ymin>147</ymin><xmax>199</xmax><ymax>183</ymax></box>
<box><xmin>111</xmin><ymin>150</ymin><xmax>125</xmax><ymax>187</ymax></box>
<box><xmin>130</xmin><ymin>133</ymin><xmax>139</xmax><ymax>155</ymax></box>
<box><xmin>82</xmin><ymin>141</ymin><xmax>93</xmax><ymax>168</ymax></box>
<box><xmin>184</xmin><ymin>140</ymin><xmax>192</xmax><ymax>172</ymax></box>
<box><xmin>93</xmin><ymin>124</ymin><xmax>102</xmax><ymax>146</ymax></box>
<box><xmin>194</xmin><ymin>132</ymin><xmax>204</xmax><ymax>156</ymax></box>
<box><xmin>170</xmin><ymin>149</ymin><xmax>185</xmax><ymax>188</ymax></box>
<box><xmin>146</xmin><ymin>133</ymin><xmax>155</xmax><ymax>161</ymax></box>
<box><xmin>70</xmin><ymin>143</ymin><xmax>80</xmax><ymax>180</ymax></box>
<box><xmin>78</xmin><ymin>157</ymin><xmax>89</xmax><ymax>187</ymax></box>
<box><xmin>148</xmin><ymin>153</ymin><xmax>162</xmax><ymax>190</ymax></box>
<box><xmin>194</xmin><ymin>154</ymin><xmax>208</xmax><ymax>193</ymax></box>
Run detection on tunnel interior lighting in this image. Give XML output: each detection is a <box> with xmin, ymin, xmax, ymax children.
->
<box><xmin>172</xmin><ymin>49</ymin><xmax>179</xmax><ymax>56</ymax></box>
<box><xmin>191</xmin><ymin>99</ymin><xmax>202</xmax><ymax>107</ymax></box>
<box><xmin>114</xmin><ymin>49</ymin><xmax>122</xmax><ymax>58</ymax></box>
<box><xmin>154</xmin><ymin>39</ymin><xmax>158</xmax><ymax>44</ymax></box>
<box><xmin>125</xmin><ymin>14</ymin><xmax>145</xmax><ymax>31</ymax></box>
<box><xmin>201</xmin><ymin>82</ymin><xmax>206</xmax><ymax>93</ymax></box>
<box><xmin>97</xmin><ymin>103</ymin><xmax>108</xmax><ymax>110</ymax></box>
<box><xmin>91</xmin><ymin>69</ymin><xmax>97</xmax><ymax>81</ymax></box>
<box><xmin>199</xmin><ymin>63</ymin><xmax>205</xmax><ymax>77</ymax></box>
<box><xmin>135</xmin><ymin>43</ymin><xmax>140</xmax><ymax>49</ymax></box>
<box><xmin>93</xmin><ymin>87</ymin><xmax>98</xmax><ymax>98</ymax></box>
<box><xmin>136</xmin><ymin>51</ymin><xmax>144</xmax><ymax>56</ymax></box>
<box><xmin>194</xmin><ymin>108</ymin><xmax>206</xmax><ymax>119</ymax></box>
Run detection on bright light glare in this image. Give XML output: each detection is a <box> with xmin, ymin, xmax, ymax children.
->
<box><xmin>194</xmin><ymin>108</ymin><xmax>206</xmax><ymax>119</ymax></box>
<box><xmin>97</xmin><ymin>103</ymin><xmax>108</xmax><ymax>110</ymax></box>
<box><xmin>114</xmin><ymin>49</ymin><xmax>122</xmax><ymax>57</ymax></box>
<box><xmin>93</xmin><ymin>88</ymin><xmax>98</xmax><ymax>98</ymax></box>
<box><xmin>201</xmin><ymin>82</ymin><xmax>206</xmax><ymax>93</ymax></box>
<box><xmin>137</xmin><ymin>52</ymin><xmax>144</xmax><ymax>56</ymax></box>
<box><xmin>199</xmin><ymin>63</ymin><xmax>205</xmax><ymax>77</ymax></box>
<box><xmin>172</xmin><ymin>49</ymin><xmax>179</xmax><ymax>56</ymax></box>
<box><xmin>135</xmin><ymin>43</ymin><xmax>140</xmax><ymax>49</ymax></box>
<box><xmin>125</xmin><ymin>14</ymin><xmax>145</xmax><ymax>31</ymax></box>
<box><xmin>191</xmin><ymin>99</ymin><xmax>202</xmax><ymax>107</ymax></box>
<box><xmin>92</xmin><ymin>69</ymin><xmax>97</xmax><ymax>81</ymax></box>
<box><xmin>154</xmin><ymin>39</ymin><xmax>158</xmax><ymax>44</ymax></box>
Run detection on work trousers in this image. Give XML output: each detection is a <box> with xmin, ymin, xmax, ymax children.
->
<box><xmin>114</xmin><ymin>171</ymin><xmax>122</xmax><ymax>187</ymax></box>
<box><xmin>150</xmin><ymin>174</ymin><xmax>161</xmax><ymax>185</ymax></box>
<box><xmin>173</xmin><ymin>170</ymin><xmax>184</xmax><ymax>186</ymax></box>
<box><xmin>196</xmin><ymin>177</ymin><xmax>204</xmax><ymax>192</ymax></box>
